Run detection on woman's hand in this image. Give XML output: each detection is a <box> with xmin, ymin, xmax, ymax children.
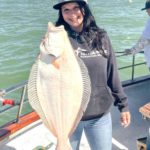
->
<box><xmin>120</xmin><ymin>111</ymin><xmax>131</xmax><ymax>128</ymax></box>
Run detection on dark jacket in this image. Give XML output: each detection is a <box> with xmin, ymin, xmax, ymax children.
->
<box><xmin>68</xmin><ymin>31</ymin><xmax>129</xmax><ymax>121</ymax></box>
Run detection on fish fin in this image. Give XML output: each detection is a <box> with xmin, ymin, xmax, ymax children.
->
<box><xmin>69</xmin><ymin>56</ymin><xmax>91</xmax><ymax>136</ymax></box>
<box><xmin>28</xmin><ymin>61</ymin><xmax>50</xmax><ymax>128</ymax></box>
<box><xmin>28</xmin><ymin>61</ymin><xmax>58</xmax><ymax>137</ymax></box>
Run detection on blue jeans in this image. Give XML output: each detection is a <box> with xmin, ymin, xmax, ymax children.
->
<box><xmin>70</xmin><ymin>113</ymin><xmax>112</xmax><ymax>150</ymax></box>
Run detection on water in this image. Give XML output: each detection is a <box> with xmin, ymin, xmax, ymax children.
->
<box><xmin>0</xmin><ymin>0</ymin><xmax>149</xmax><ymax>89</ymax></box>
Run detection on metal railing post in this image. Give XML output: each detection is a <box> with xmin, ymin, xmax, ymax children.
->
<box><xmin>131</xmin><ymin>55</ymin><xmax>135</xmax><ymax>81</ymax></box>
<box><xmin>16</xmin><ymin>85</ymin><xmax>27</xmax><ymax>123</ymax></box>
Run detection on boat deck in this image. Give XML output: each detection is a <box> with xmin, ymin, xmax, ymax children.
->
<box><xmin>111</xmin><ymin>79</ymin><xmax>150</xmax><ymax>150</ymax></box>
<box><xmin>0</xmin><ymin>78</ymin><xmax>150</xmax><ymax>150</ymax></box>
<box><xmin>0</xmin><ymin>120</ymin><xmax>91</xmax><ymax>150</ymax></box>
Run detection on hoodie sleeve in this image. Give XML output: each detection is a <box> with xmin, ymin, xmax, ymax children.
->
<box><xmin>103</xmin><ymin>33</ymin><xmax>129</xmax><ymax>112</ymax></box>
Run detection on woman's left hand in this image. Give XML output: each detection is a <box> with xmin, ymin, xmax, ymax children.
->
<box><xmin>120</xmin><ymin>111</ymin><xmax>131</xmax><ymax>128</ymax></box>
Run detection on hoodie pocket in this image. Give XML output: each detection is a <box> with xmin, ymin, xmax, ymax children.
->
<box><xmin>93</xmin><ymin>86</ymin><xmax>114</xmax><ymax>110</ymax></box>
<box><xmin>84</xmin><ymin>86</ymin><xmax>114</xmax><ymax>118</ymax></box>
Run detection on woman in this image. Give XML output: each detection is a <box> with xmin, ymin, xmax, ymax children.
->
<box><xmin>53</xmin><ymin>0</ymin><xmax>131</xmax><ymax>149</ymax></box>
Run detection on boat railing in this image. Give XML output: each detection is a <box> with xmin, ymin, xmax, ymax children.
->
<box><xmin>0</xmin><ymin>51</ymin><xmax>150</xmax><ymax>127</ymax></box>
<box><xmin>0</xmin><ymin>81</ymin><xmax>28</xmax><ymax>126</ymax></box>
<box><xmin>116</xmin><ymin>51</ymin><xmax>150</xmax><ymax>87</ymax></box>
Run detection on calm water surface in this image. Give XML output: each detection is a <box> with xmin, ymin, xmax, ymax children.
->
<box><xmin>0</xmin><ymin>0</ymin><xmax>149</xmax><ymax>88</ymax></box>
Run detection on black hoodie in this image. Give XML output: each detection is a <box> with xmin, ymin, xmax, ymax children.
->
<box><xmin>68</xmin><ymin>30</ymin><xmax>129</xmax><ymax>121</ymax></box>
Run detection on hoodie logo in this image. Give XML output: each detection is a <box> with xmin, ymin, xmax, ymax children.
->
<box><xmin>75</xmin><ymin>47</ymin><xmax>103</xmax><ymax>58</ymax></box>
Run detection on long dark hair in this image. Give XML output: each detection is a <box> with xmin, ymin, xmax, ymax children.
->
<box><xmin>55</xmin><ymin>2</ymin><xmax>107</xmax><ymax>57</ymax></box>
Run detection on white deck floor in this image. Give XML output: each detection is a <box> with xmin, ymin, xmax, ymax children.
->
<box><xmin>0</xmin><ymin>119</ymin><xmax>129</xmax><ymax>150</ymax></box>
<box><xmin>0</xmin><ymin>120</ymin><xmax>90</xmax><ymax>150</ymax></box>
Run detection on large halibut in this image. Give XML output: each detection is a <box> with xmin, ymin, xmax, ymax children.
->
<box><xmin>28</xmin><ymin>22</ymin><xmax>91</xmax><ymax>150</ymax></box>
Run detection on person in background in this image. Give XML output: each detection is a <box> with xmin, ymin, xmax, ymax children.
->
<box><xmin>124</xmin><ymin>0</ymin><xmax>150</xmax><ymax>71</ymax></box>
<box><xmin>124</xmin><ymin>0</ymin><xmax>150</xmax><ymax>149</ymax></box>
<box><xmin>52</xmin><ymin>0</ymin><xmax>131</xmax><ymax>149</ymax></box>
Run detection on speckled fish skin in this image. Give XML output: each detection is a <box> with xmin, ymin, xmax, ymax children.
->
<box><xmin>28</xmin><ymin>22</ymin><xmax>91</xmax><ymax>150</ymax></box>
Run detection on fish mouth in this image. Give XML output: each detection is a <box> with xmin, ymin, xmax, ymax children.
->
<box><xmin>43</xmin><ymin>23</ymin><xmax>66</xmax><ymax>58</ymax></box>
<box><xmin>39</xmin><ymin>22</ymin><xmax>66</xmax><ymax>59</ymax></box>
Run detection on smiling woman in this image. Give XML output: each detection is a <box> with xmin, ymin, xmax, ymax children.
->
<box><xmin>53</xmin><ymin>0</ymin><xmax>87</xmax><ymax>33</ymax></box>
<box><xmin>61</xmin><ymin>3</ymin><xmax>84</xmax><ymax>32</ymax></box>
<box><xmin>52</xmin><ymin>0</ymin><xmax>131</xmax><ymax>150</ymax></box>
